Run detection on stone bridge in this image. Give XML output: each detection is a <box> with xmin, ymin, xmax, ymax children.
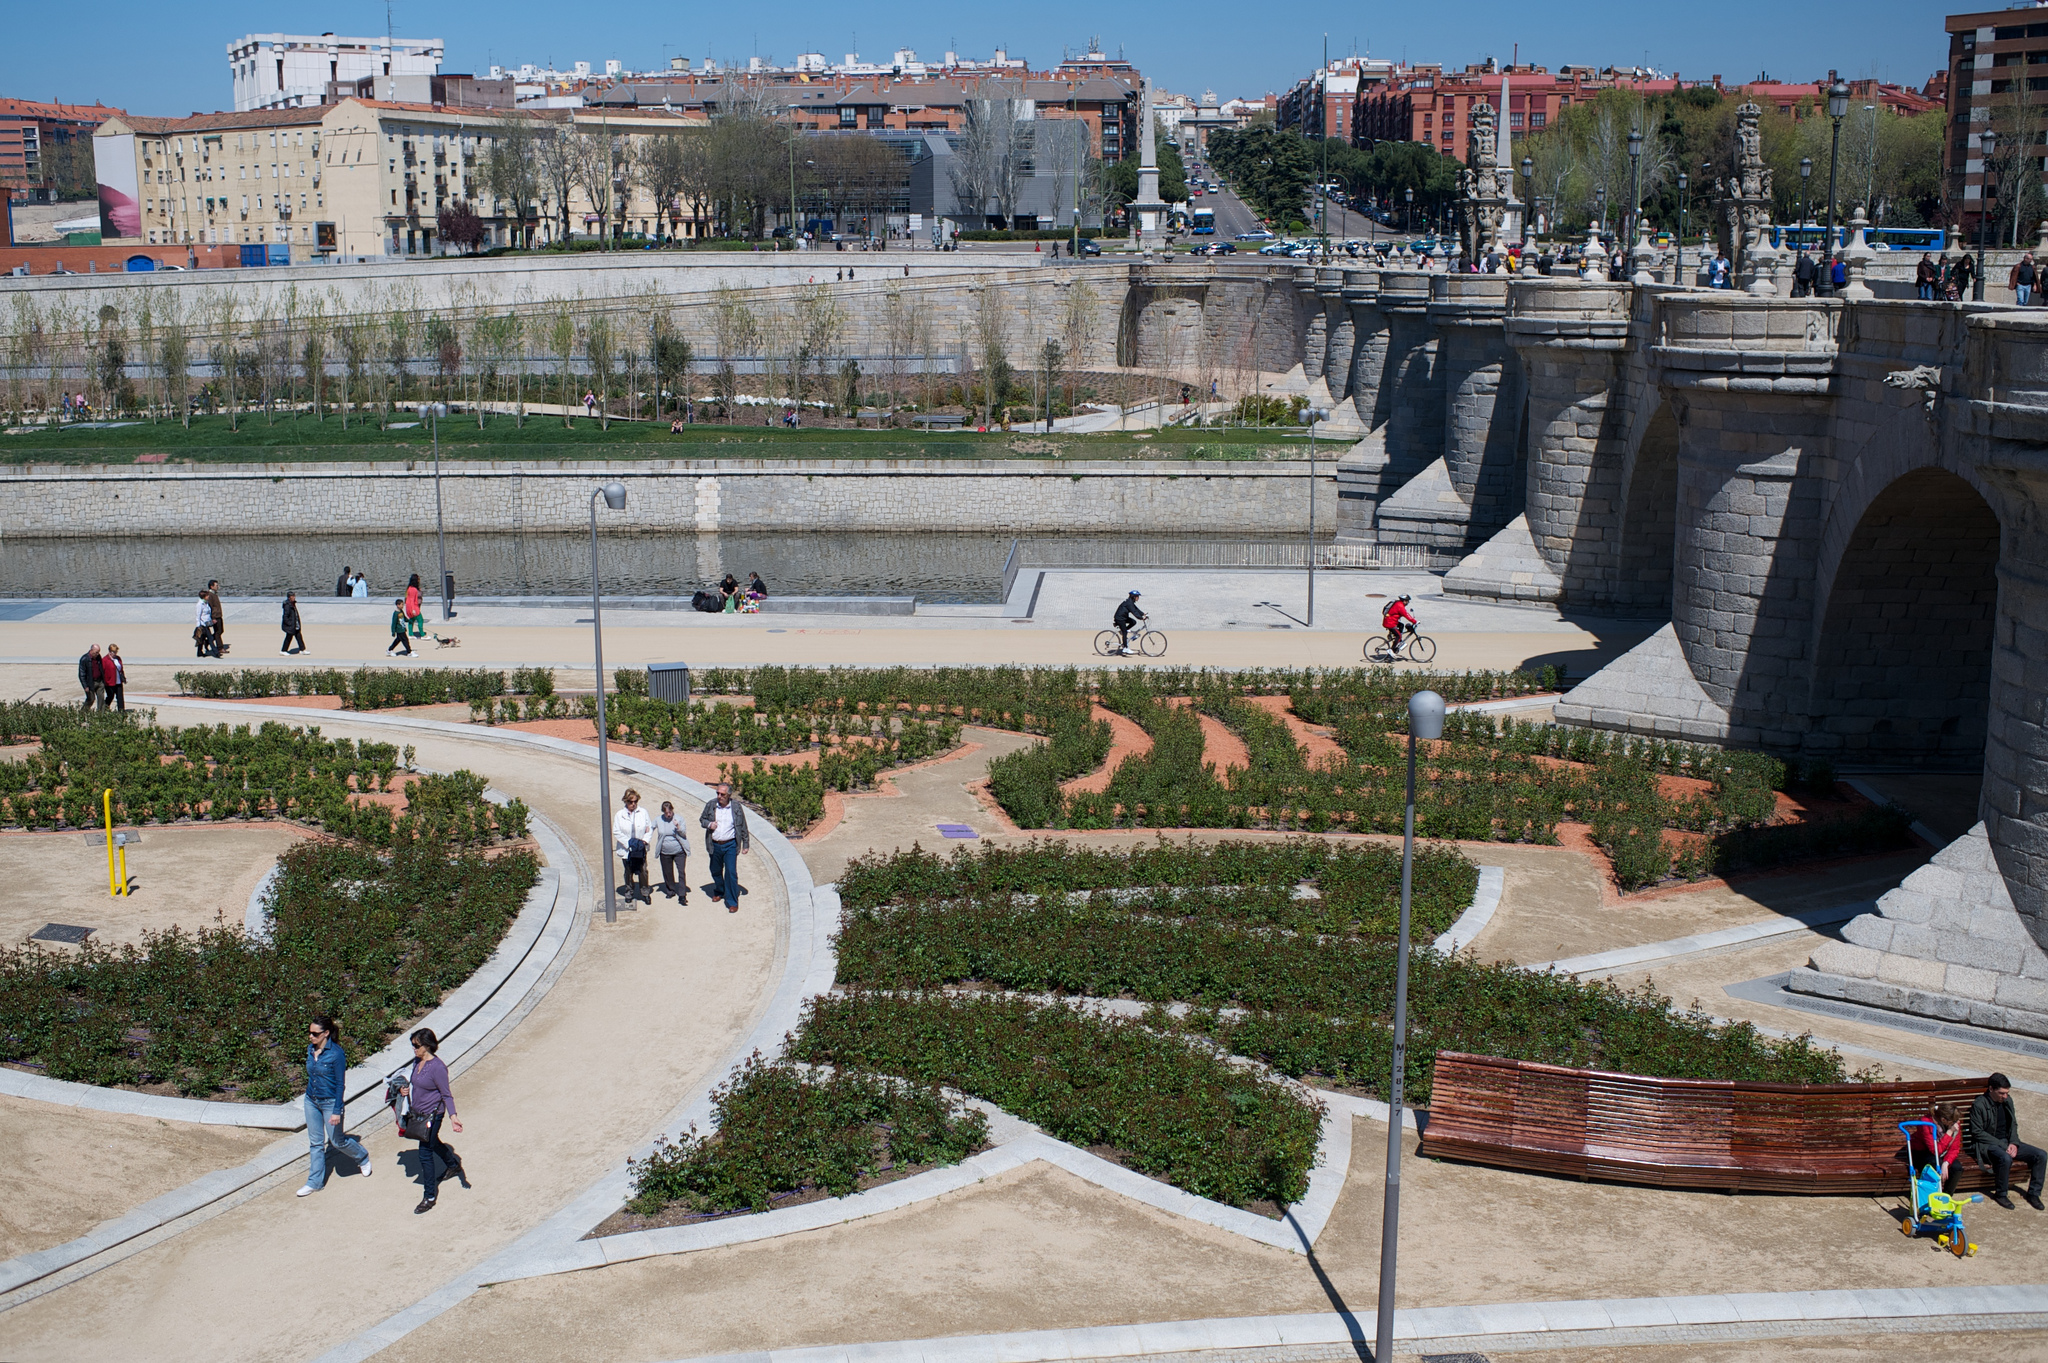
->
<box><xmin>1123</xmin><ymin>260</ymin><xmax>2048</xmax><ymax>1041</ymax></box>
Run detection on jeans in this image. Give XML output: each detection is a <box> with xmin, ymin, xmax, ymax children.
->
<box><xmin>305</xmin><ymin>1095</ymin><xmax>370</xmax><ymax>1189</ymax></box>
<box><xmin>81</xmin><ymin>683</ymin><xmax>100</xmax><ymax>710</ymax></box>
<box><xmin>2020</xmin><ymin>285</ymin><xmax>2035</xmax><ymax>306</ymax></box>
<box><xmin>708</xmin><ymin>838</ymin><xmax>740</xmax><ymax>908</ymax></box>
<box><xmin>416</xmin><ymin>1110</ymin><xmax>460</xmax><ymax>1200</ymax></box>
<box><xmin>1918</xmin><ymin>284</ymin><xmax>1935</xmax><ymax>300</ymax></box>
<box><xmin>1981</xmin><ymin>1140</ymin><xmax>2046</xmax><ymax>1198</ymax></box>
<box><xmin>659</xmin><ymin>851</ymin><xmax>687</xmax><ymax>897</ymax></box>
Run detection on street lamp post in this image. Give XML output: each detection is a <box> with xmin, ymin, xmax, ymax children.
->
<box><xmin>1373</xmin><ymin>687</ymin><xmax>1447</xmax><ymax>1363</ymax></box>
<box><xmin>1404</xmin><ymin>186</ymin><xmax>1413</xmax><ymax>233</ymax></box>
<box><xmin>1676</xmin><ymin>171</ymin><xmax>1688</xmax><ymax>284</ymax></box>
<box><xmin>1825</xmin><ymin>75</ymin><xmax>1851</xmax><ymax>285</ymax></box>
<box><xmin>1976</xmin><ymin>128</ymin><xmax>1998</xmax><ymax>302</ymax></box>
<box><xmin>1863</xmin><ymin>104</ymin><xmax>1878</xmax><ymax>222</ymax></box>
<box><xmin>1626</xmin><ymin>128</ymin><xmax>1643</xmax><ymax>267</ymax></box>
<box><xmin>1595</xmin><ymin>185</ymin><xmax>1607</xmax><ymax>239</ymax></box>
<box><xmin>1520</xmin><ymin>156</ymin><xmax>1534</xmax><ymax>247</ymax></box>
<box><xmin>1798</xmin><ymin>157</ymin><xmax>1813</xmax><ymax>252</ymax></box>
<box><xmin>426</xmin><ymin>402</ymin><xmax>451</xmax><ymax>620</ymax></box>
<box><xmin>589</xmin><ymin>481</ymin><xmax>628</xmax><ymax>924</ymax></box>
<box><xmin>1306</xmin><ymin>406</ymin><xmax>1328</xmax><ymax>625</ymax></box>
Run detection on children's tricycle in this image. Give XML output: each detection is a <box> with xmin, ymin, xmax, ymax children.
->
<box><xmin>1899</xmin><ymin>1119</ymin><xmax>1980</xmax><ymax>1257</ymax></box>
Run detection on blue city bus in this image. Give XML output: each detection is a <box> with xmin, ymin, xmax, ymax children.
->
<box><xmin>1769</xmin><ymin>224</ymin><xmax>1946</xmax><ymax>253</ymax></box>
<box><xmin>1190</xmin><ymin>206</ymin><xmax>1216</xmax><ymax>235</ymax></box>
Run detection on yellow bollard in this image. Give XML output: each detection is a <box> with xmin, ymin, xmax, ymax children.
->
<box><xmin>104</xmin><ymin>789</ymin><xmax>118</xmax><ymax>897</ymax></box>
<box><xmin>119</xmin><ymin>840</ymin><xmax>128</xmax><ymax>896</ymax></box>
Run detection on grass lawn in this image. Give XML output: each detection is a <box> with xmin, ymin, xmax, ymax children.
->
<box><xmin>2</xmin><ymin>414</ymin><xmax>1313</xmax><ymax>465</ymax></box>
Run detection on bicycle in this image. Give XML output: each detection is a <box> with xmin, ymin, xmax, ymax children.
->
<box><xmin>1368</xmin><ymin>629</ymin><xmax>1436</xmax><ymax>664</ymax></box>
<box><xmin>1095</xmin><ymin>624</ymin><xmax>1169</xmax><ymax>658</ymax></box>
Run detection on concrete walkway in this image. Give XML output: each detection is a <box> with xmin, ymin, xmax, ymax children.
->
<box><xmin>0</xmin><ymin>701</ymin><xmax>788</xmax><ymax>1363</ymax></box>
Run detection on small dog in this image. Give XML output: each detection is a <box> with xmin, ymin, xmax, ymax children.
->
<box><xmin>431</xmin><ymin>633</ymin><xmax>461</xmax><ymax>649</ymax></box>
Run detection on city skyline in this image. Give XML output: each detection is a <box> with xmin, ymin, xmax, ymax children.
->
<box><xmin>2</xmin><ymin>0</ymin><xmax>1950</xmax><ymax>117</ymax></box>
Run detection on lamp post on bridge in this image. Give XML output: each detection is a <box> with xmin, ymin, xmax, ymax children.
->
<box><xmin>1976</xmin><ymin>128</ymin><xmax>1998</xmax><ymax>303</ymax></box>
<box><xmin>1824</xmin><ymin>74</ymin><xmax>1850</xmax><ymax>287</ymax></box>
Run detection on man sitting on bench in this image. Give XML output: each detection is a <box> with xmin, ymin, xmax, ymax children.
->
<box><xmin>1971</xmin><ymin>1072</ymin><xmax>2045</xmax><ymax>1210</ymax></box>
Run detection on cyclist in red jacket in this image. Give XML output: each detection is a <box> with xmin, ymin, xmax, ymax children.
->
<box><xmin>1381</xmin><ymin>595</ymin><xmax>1418</xmax><ymax>655</ymax></box>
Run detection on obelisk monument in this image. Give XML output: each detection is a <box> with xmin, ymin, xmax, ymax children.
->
<box><xmin>1131</xmin><ymin>78</ymin><xmax>1169</xmax><ymax>249</ymax></box>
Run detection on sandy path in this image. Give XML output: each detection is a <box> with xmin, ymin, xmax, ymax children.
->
<box><xmin>0</xmin><ymin>705</ymin><xmax>784</xmax><ymax>1363</ymax></box>
<box><xmin>1060</xmin><ymin>704</ymin><xmax>1150</xmax><ymax>797</ymax></box>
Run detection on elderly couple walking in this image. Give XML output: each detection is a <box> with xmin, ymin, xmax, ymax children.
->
<box><xmin>613</xmin><ymin>781</ymin><xmax>751</xmax><ymax>912</ymax></box>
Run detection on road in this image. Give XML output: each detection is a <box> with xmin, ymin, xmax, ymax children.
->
<box><xmin>1188</xmin><ymin>165</ymin><xmax>1394</xmax><ymax>245</ymax></box>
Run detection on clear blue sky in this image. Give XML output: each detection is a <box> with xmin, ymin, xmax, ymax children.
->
<box><xmin>3</xmin><ymin>1</ymin><xmax>1949</xmax><ymax>116</ymax></box>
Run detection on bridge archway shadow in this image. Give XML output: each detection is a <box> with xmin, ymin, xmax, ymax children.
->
<box><xmin>1805</xmin><ymin>467</ymin><xmax>1998</xmax><ymax>770</ymax></box>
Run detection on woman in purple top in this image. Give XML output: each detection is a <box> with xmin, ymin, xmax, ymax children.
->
<box><xmin>401</xmin><ymin>1027</ymin><xmax>467</xmax><ymax>1213</ymax></box>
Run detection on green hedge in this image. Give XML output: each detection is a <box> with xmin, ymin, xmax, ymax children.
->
<box><xmin>790</xmin><ymin>990</ymin><xmax>1324</xmax><ymax>1208</ymax></box>
<box><xmin>0</xmin><ymin>837</ymin><xmax>538</xmax><ymax>1097</ymax></box>
<box><xmin>626</xmin><ymin>1055</ymin><xmax>988</xmax><ymax>1216</ymax></box>
<box><xmin>174</xmin><ymin>667</ymin><xmax>509</xmax><ymax>709</ymax></box>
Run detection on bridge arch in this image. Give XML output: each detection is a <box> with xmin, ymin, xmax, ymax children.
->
<box><xmin>1803</xmin><ymin>466</ymin><xmax>2001</xmax><ymax>766</ymax></box>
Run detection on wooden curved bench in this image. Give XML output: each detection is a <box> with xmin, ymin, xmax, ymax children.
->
<box><xmin>1418</xmin><ymin>1052</ymin><xmax>2034</xmax><ymax>1195</ymax></box>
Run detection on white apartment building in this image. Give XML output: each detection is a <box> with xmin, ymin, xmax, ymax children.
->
<box><xmin>229</xmin><ymin>33</ymin><xmax>444</xmax><ymax>112</ymax></box>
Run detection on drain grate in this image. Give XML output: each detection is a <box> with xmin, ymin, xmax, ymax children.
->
<box><xmin>1420</xmin><ymin>1355</ymin><xmax>1492</xmax><ymax>1363</ymax></box>
<box><xmin>31</xmin><ymin>923</ymin><xmax>94</xmax><ymax>944</ymax></box>
<box><xmin>935</xmin><ymin>824</ymin><xmax>978</xmax><ymax>839</ymax></box>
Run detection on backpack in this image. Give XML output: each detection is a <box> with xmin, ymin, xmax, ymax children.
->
<box><xmin>692</xmin><ymin>589</ymin><xmax>723</xmax><ymax>613</ymax></box>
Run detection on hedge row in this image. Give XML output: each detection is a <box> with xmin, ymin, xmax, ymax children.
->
<box><xmin>626</xmin><ymin>1056</ymin><xmax>988</xmax><ymax>1216</ymax></box>
<box><xmin>0</xmin><ymin>837</ymin><xmax>539</xmax><ymax>1097</ymax></box>
<box><xmin>174</xmin><ymin>667</ymin><xmax>515</xmax><ymax>709</ymax></box>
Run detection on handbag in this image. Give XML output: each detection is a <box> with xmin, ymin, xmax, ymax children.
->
<box><xmin>626</xmin><ymin>835</ymin><xmax>648</xmax><ymax>865</ymax></box>
<box><xmin>401</xmin><ymin>1107</ymin><xmax>433</xmax><ymax>1141</ymax></box>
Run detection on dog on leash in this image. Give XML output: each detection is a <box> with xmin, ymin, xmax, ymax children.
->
<box><xmin>431</xmin><ymin>633</ymin><xmax>461</xmax><ymax>649</ymax></box>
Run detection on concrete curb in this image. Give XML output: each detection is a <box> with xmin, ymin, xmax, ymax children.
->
<box><xmin>1533</xmin><ymin>899</ymin><xmax>1875</xmax><ymax>977</ymax></box>
<box><xmin>655</xmin><ymin>1284</ymin><xmax>2048</xmax><ymax>1363</ymax></box>
<box><xmin>0</xmin><ymin>803</ymin><xmax>581</xmax><ymax>1305</ymax></box>
<box><xmin>1431</xmin><ymin>865</ymin><xmax>1502</xmax><ymax>955</ymax></box>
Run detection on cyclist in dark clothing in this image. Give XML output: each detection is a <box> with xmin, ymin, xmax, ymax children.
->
<box><xmin>1112</xmin><ymin>591</ymin><xmax>1147</xmax><ymax>655</ymax></box>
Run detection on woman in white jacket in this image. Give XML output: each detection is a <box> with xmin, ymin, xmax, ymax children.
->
<box><xmin>612</xmin><ymin>788</ymin><xmax>656</xmax><ymax>905</ymax></box>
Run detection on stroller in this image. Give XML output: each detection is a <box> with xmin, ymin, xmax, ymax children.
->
<box><xmin>1899</xmin><ymin>1119</ymin><xmax>1980</xmax><ymax>1257</ymax></box>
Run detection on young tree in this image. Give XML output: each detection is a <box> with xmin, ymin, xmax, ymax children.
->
<box><xmin>301</xmin><ymin>305</ymin><xmax>328</xmax><ymax>420</ymax></box>
<box><xmin>710</xmin><ymin>285</ymin><xmax>758</xmax><ymax>415</ymax></box>
<box><xmin>437</xmin><ymin>200</ymin><xmax>487</xmax><ymax>254</ymax></box>
<box><xmin>652</xmin><ymin>310</ymin><xmax>694</xmax><ymax>417</ymax></box>
<box><xmin>384</xmin><ymin>309</ymin><xmax>414</xmax><ymax>426</ymax></box>
<box><xmin>479</xmin><ymin>116</ymin><xmax>546</xmax><ymax>247</ymax></box>
<box><xmin>547</xmin><ymin>303</ymin><xmax>578</xmax><ymax>426</ymax></box>
<box><xmin>535</xmin><ymin>125</ymin><xmax>579</xmax><ymax>245</ymax></box>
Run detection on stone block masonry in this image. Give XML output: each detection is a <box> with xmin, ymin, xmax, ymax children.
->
<box><xmin>0</xmin><ymin>458</ymin><xmax>1340</xmax><ymax>539</ymax></box>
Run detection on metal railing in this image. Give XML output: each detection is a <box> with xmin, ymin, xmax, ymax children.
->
<box><xmin>1002</xmin><ymin>536</ymin><xmax>1451</xmax><ymax>580</ymax></box>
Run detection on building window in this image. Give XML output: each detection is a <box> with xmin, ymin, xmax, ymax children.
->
<box><xmin>1531</xmin><ymin>112</ymin><xmax>1546</xmax><ymax>128</ymax></box>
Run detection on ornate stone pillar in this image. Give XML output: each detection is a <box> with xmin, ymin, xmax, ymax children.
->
<box><xmin>1376</xmin><ymin>275</ymin><xmax>1522</xmax><ymax>552</ymax></box>
<box><xmin>1444</xmin><ymin>278</ymin><xmax>1632</xmax><ymax>606</ymax></box>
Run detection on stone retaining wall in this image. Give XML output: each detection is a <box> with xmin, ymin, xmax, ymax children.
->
<box><xmin>0</xmin><ymin>458</ymin><xmax>1339</xmax><ymax>537</ymax></box>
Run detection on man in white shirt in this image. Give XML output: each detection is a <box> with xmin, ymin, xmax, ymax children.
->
<box><xmin>697</xmin><ymin>782</ymin><xmax>751</xmax><ymax>913</ymax></box>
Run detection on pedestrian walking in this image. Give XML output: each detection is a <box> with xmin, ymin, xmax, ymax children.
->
<box><xmin>613</xmin><ymin>788</ymin><xmax>654</xmax><ymax>905</ymax></box>
<box><xmin>699</xmin><ymin>781</ymin><xmax>751</xmax><ymax>913</ymax></box>
<box><xmin>335</xmin><ymin>564</ymin><xmax>353</xmax><ymax>597</ymax></box>
<box><xmin>77</xmin><ymin>643</ymin><xmax>104</xmax><ymax>709</ymax></box>
<box><xmin>1916</xmin><ymin>253</ymin><xmax>1939</xmax><ymax>301</ymax></box>
<box><xmin>297</xmin><ymin>1013</ymin><xmax>373</xmax><ymax>1196</ymax></box>
<box><xmin>2010</xmin><ymin>252</ymin><xmax>2037</xmax><ymax>306</ymax></box>
<box><xmin>583</xmin><ymin>390</ymin><xmax>597</xmax><ymax>419</ymax></box>
<box><xmin>396</xmin><ymin>1027</ymin><xmax>467</xmax><ymax>1215</ymax></box>
<box><xmin>387</xmin><ymin>598</ymin><xmax>413</xmax><ymax>655</ymax></box>
<box><xmin>351</xmin><ymin>572</ymin><xmax>369</xmax><ymax>599</ymax></box>
<box><xmin>101</xmin><ymin>644</ymin><xmax>126</xmax><ymax>711</ymax></box>
<box><xmin>1828</xmin><ymin>256</ymin><xmax>1847</xmax><ymax>295</ymax></box>
<box><xmin>281</xmin><ymin>591</ymin><xmax>306</xmax><ymax>654</ymax></box>
<box><xmin>655</xmin><ymin>799</ymin><xmax>690</xmax><ymax>902</ymax></box>
<box><xmin>1792</xmin><ymin>250</ymin><xmax>1817</xmax><ymax>298</ymax></box>
<box><xmin>193</xmin><ymin>591</ymin><xmax>215</xmax><ymax>657</ymax></box>
<box><xmin>405</xmin><ymin>574</ymin><xmax>425</xmax><ymax>637</ymax></box>
<box><xmin>204</xmin><ymin>580</ymin><xmax>226</xmax><ymax>655</ymax></box>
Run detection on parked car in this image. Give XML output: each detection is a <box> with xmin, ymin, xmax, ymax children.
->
<box><xmin>1258</xmin><ymin>242</ymin><xmax>1292</xmax><ymax>255</ymax></box>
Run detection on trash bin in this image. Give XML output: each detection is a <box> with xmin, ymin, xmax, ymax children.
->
<box><xmin>442</xmin><ymin>571</ymin><xmax>457</xmax><ymax>617</ymax></box>
<box><xmin>647</xmin><ymin>662</ymin><xmax>690</xmax><ymax>705</ymax></box>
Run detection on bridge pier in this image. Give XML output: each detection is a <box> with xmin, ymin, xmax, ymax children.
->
<box><xmin>1375</xmin><ymin>276</ymin><xmax>1524</xmax><ymax>554</ymax></box>
<box><xmin>1332</xmin><ymin>271</ymin><xmax>1441</xmax><ymax>545</ymax></box>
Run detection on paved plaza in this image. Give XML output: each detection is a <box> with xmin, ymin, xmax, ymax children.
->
<box><xmin>1</xmin><ymin>569</ymin><xmax>2042</xmax><ymax>1362</ymax></box>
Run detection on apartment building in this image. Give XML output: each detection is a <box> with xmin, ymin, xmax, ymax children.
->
<box><xmin>95</xmin><ymin>99</ymin><xmax>708</xmax><ymax>260</ymax></box>
<box><xmin>0</xmin><ymin>97</ymin><xmax>125</xmax><ymax>203</ymax></box>
<box><xmin>1943</xmin><ymin>6</ymin><xmax>2048</xmax><ymax>234</ymax></box>
<box><xmin>229</xmin><ymin>33</ymin><xmax>443</xmax><ymax>112</ymax></box>
<box><xmin>1277</xmin><ymin>58</ymin><xmax>1394</xmax><ymax>141</ymax></box>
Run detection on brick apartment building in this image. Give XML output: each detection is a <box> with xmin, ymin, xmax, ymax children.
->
<box><xmin>1943</xmin><ymin>5</ymin><xmax>2048</xmax><ymax>236</ymax></box>
<box><xmin>0</xmin><ymin>97</ymin><xmax>126</xmax><ymax>203</ymax></box>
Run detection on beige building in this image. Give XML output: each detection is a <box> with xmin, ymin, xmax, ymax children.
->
<box><xmin>94</xmin><ymin>98</ymin><xmax>709</xmax><ymax>260</ymax></box>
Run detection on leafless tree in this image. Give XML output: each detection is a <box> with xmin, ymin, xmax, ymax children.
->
<box><xmin>534</xmin><ymin>126</ymin><xmax>578</xmax><ymax>244</ymax></box>
<box><xmin>479</xmin><ymin>115</ymin><xmax>548</xmax><ymax>247</ymax></box>
<box><xmin>952</xmin><ymin>85</ymin><xmax>1031</xmax><ymax>223</ymax></box>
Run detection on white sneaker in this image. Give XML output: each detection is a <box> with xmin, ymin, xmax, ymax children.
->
<box><xmin>296</xmin><ymin>1184</ymin><xmax>316</xmax><ymax>1197</ymax></box>
<box><xmin>360</xmin><ymin>1160</ymin><xmax>372</xmax><ymax>1177</ymax></box>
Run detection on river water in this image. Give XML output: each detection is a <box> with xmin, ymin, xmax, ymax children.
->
<box><xmin>0</xmin><ymin>531</ymin><xmax>1234</xmax><ymax>603</ymax></box>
